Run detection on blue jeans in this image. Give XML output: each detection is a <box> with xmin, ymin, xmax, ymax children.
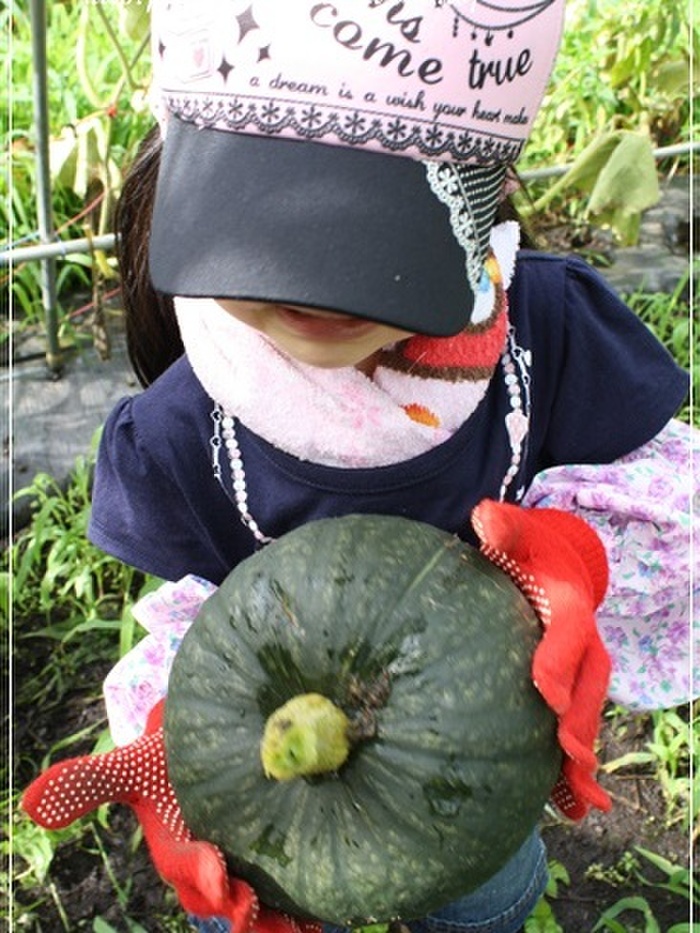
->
<box><xmin>189</xmin><ymin>831</ymin><xmax>547</xmax><ymax>933</ymax></box>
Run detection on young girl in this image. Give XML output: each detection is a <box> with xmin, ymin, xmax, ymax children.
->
<box><xmin>26</xmin><ymin>1</ymin><xmax>697</xmax><ymax>931</ymax></box>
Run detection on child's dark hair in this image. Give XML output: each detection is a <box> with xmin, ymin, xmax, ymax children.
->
<box><xmin>116</xmin><ymin>126</ymin><xmax>182</xmax><ymax>387</ymax></box>
<box><xmin>116</xmin><ymin>128</ymin><xmax>535</xmax><ymax>388</ymax></box>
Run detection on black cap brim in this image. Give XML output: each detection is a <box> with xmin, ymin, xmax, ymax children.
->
<box><xmin>149</xmin><ymin>117</ymin><xmax>497</xmax><ymax>337</ymax></box>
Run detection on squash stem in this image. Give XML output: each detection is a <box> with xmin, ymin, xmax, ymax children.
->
<box><xmin>261</xmin><ymin>693</ymin><xmax>351</xmax><ymax>781</ymax></box>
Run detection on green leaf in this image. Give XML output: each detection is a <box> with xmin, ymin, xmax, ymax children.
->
<box><xmin>119</xmin><ymin>0</ymin><xmax>150</xmax><ymax>43</ymax></box>
<box><xmin>92</xmin><ymin>729</ymin><xmax>116</xmax><ymax>756</ymax></box>
<box><xmin>635</xmin><ymin>846</ymin><xmax>697</xmax><ymax>899</ymax></box>
<box><xmin>93</xmin><ymin>918</ymin><xmax>120</xmax><ymax>933</ymax></box>
<box><xmin>60</xmin><ymin>617</ymin><xmax>125</xmax><ymax>642</ymax></box>
<box><xmin>587</xmin><ymin>132</ymin><xmax>659</xmax><ymax>217</ymax></box>
<box><xmin>592</xmin><ymin>896</ymin><xmax>660</xmax><ymax>933</ymax></box>
<box><xmin>654</xmin><ymin>59</ymin><xmax>692</xmax><ymax>96</ymax></box>
<box><xmin>126</xmin><ymin>922</ymin><xmax>150</xmax><ymax>933</ymax></box>
<box><xmin>93</xmin><ymin>918</ymin><xmax>150</xmax><ymax>933</ymax></box>
<box><xmin>532</xmin><ymin>131</ymin><xmax>625</xmax><ymax>210</ymax></box>
<box><xmin>74</xmin><ymin>121</ymin><xmax>100</xmax><ymax>199</ymax></box>
<box><xmin>49</xmin><ymin>127</ymin><xmax>79</xmax><ymax>188</ymax></box>
<box><xmin>598</xmin><ymin>210</ymin><xmax>641</xmax><ymax>248</ymax></box>
<box><xmin>0</xmin><ymin>572</ymin><xmax>9</xmax><ymax>622</ymax></box>
<box><xmin>525</xmin><ymin>896</ymin><xmax>563</xmax><ymax>932</ymax></box>
<box><xmin>545</xmin><ymin>859</ymin><xmax>570</xmax><ymax>896</ymax></box>
<box><xmin>602</xmin><ymin>749</ymin><xmax>655</xmax><ymax>772</ymax></box>
<box><xmin>10</xmin><ymin>277</ymin><xmax>39</xmax><ymax>318</ymax></box>
<box><xmin>8</xmin><ymin>819</ymin><xmax>58</xmax><ymax>884</ymax></box>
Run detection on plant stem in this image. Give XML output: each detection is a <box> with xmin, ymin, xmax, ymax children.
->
<box><xmin>93</xmin><ymin>2</ymin><xmax>139</xmax><ymax>94</ymax></box>
<box><xmin>261</xmin><ymin>693</ymin><xmax>352</xmax><ymax>781</ymax></box>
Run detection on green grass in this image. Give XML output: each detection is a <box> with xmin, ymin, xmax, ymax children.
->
<box><xmin>11</xmin><ymin>449</ymin><xmax>150</xmax><ymax>664</ymax></box>
<box><xmin>5</xmin><ymin>448</ymin><xmax>176</xmax><ymax>928</ymax></box>
<box><xmin>590</xmin><ymin>847</ymin><xmax>698</xmax><ymax>933</ymax></box>
<box><xmin>603</xmin><ymin>706</ymin><xmax>696</xmax><ymax>832</ymax></box>
<box><xmin>531</xmin><ymin>847</ymin><xmax>699</xmax><ymax>933</ymax></box>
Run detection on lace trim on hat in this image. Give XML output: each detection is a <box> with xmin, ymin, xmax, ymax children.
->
<box><xmin>424</xmin><ymin>161</ymin><xmax>507</xmax><ymax>300</ymax></box>
<box><xmin>162</xmin><ymin>91</ymin><xmax>524</xmax><ymax>164</ymax></box>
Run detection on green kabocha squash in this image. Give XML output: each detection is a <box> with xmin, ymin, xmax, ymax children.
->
<box><xmin>164</xmin><ymin>514</ymin><xmax>561</xmax><ymax>925</ymax></box>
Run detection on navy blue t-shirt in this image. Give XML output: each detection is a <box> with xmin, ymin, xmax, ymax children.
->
<box><xmin>89</xmin><ymin>253</ymin><xmax>688</xmax><ymax>584</ymax></box>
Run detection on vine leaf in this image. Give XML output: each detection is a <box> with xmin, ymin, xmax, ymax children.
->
<box><xmin>531</xmin><ymin>130</ymin><xmax>660</xmax><ymax>246</ymax></box>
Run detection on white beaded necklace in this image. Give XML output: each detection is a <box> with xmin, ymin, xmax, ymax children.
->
<box><xmin>208</xmin><ymin>329</ymin><xmax>532</xmax><ymax>544</ymax></box>
<box><xmin>210</xmin><ymin>404</ymin><xmax>274</xmax><ymax>544</ymax></box>
<box><xmin>499</xmin><ymin>323</ymin><xmax>532</xmax><ymax>502</ymax></box>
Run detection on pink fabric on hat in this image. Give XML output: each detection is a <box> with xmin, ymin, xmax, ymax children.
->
<box><xmin>151</xmin><ymin>0</ymin><xmax>565</xmax><ymax>165</ymax></box>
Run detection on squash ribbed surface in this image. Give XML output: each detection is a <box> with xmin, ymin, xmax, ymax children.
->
<box><xmin>164</xmin><ymin>514</ymin><xmax>560</xmax><ymax>925</ymax></box>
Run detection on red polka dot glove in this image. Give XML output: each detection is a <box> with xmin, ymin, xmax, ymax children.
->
<box><xmin>472</xmin><ymin>499</ymin><xmax>612</xmax><ymax>821</ymax></box>
<box><xmin>22</xmin><ymin>700</ymin><xmax>322</xmax><ymax>933</ymax></box>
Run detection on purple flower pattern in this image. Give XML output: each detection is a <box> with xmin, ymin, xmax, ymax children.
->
<box><xmin>104</xmin><ymin>575</ymin><xmax>216</xmax><ymax>744</ymax></box>
<box><xmin>523</xmin><ymin>419</ymin><xmax>698</xmax><ymax>711</ymax></box>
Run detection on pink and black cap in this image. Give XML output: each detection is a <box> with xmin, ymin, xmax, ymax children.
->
<box><xmin>148</xmin><ymin>1</ymin><xmax>565</xmax><ymax>337</ymax></box>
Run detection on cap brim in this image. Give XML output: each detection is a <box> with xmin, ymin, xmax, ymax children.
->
<box><xmin>149</xmin><ymin>118</ymin><xmax>489</xmax><ymax>336</ymax></box>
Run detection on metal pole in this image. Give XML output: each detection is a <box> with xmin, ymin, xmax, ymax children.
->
<box><xmin>28</xmin><ymin>0</ymin><xmax>63</xmax><ymax>374</ymax></box>
<box><xmin>0</xmin><ymin>234</ymin><xmax>117</xmax><ymax>266</ymax></box>
<box><xmin>520</xmin><ymin>142</ymin><xmax>700</xmax><ymax>181</ymax></box>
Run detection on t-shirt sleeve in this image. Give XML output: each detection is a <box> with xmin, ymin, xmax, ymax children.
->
<box><xmin>88</xmin><ymin>396</ymin><xmax>226</xmax><ymax>582</ymax></box>
<box><xmin>528</xmin><ymin>255</ymin><xmax>689</xmax><ymax>466</ymax></box>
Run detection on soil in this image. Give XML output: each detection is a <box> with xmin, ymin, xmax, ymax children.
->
<box><xmin>8</xmin><ymin>622</ymin><xmax>693</xmax><ymax>933</ymax></box>
<box><xmin>541</xmin><ymin>716</ymin><xmax>693</xmax><ymax>931</ymax></box>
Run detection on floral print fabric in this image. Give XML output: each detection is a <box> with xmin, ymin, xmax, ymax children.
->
<box><xmin>522</xmin><ymin>418</ymin><xmax>697</xmax><ymax>710</ymax></box>
<box><xmin>104</xmin><ymin>575</ymin><xmax>216</xmax><ymax>745</ymax></box>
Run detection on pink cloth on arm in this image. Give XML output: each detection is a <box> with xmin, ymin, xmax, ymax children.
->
<box><xmin>523</xmin><ymin>419</ymin><xmax>698</xmax><ymax>710</ymax></box>
<box><xmin>104</xmin><ymin>575</ymin><xmax>217</xmax><ymax>745</ymax></box>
